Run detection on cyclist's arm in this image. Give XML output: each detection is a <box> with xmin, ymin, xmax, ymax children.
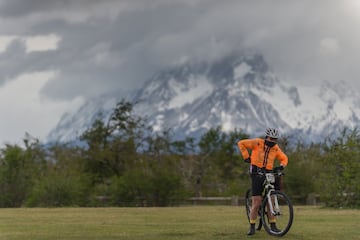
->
<box><xmin>277</xmin><ymin>148</ymin><xmax>288</xmax><ymax>167</ymax></box>
<box><xmin>237</xmin><ymin>139</ymin><xmax>256</xmax><ymax>160</ymax></box>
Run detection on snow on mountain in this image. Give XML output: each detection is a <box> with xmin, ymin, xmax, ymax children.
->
<box><xmin>47</xmin><ymin>52</ymin><xmax>360</xmax><ymax>144</ymax></box>
<box><xmin>47</xmin><ymin>96</ymin><xmax>117</xmax><ymax>142</ymax></box>
<box><xmin>129</xmin><ymin>53</ymin><xmax>294</xmax><ymax>140</ymax></box>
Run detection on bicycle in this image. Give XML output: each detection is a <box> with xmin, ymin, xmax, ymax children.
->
<box><xmin>245</xmin><ymin>168</ymin><xmax>293</xmax><ymax>236</ymax></box>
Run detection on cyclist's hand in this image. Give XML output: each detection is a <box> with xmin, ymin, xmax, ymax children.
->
<box><xmin>244</xmin><ymin>157</ymin><xmax>251</xmax><ymax>163</ymax></box>
<box><xmin>274</xmin><ymin>165</ymin><xmax>284</xmax><ymax>172</ymax></box>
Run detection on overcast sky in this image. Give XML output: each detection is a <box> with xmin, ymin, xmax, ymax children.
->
<box><xmin>0</xmin><ymin>0</ymin><xmax>360</xmax><ymax>146</ymax></box>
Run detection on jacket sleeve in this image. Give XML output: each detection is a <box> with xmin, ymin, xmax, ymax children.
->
<box><xmin>277</xmin><ymin>148</ymin><xmax>288</xmax><ymax>167</ymax></box>
<box><xmin>237</xmin><ymin>139</ymin><xmax>255</xmax><ymax>160</ymax></box>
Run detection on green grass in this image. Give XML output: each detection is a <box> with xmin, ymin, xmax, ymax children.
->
<box><xmin>0</xmin><ymin>206</ymin><xmax>358</xmax><ymax>239</ymax></box>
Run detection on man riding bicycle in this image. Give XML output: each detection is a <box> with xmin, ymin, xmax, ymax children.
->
<box><xmin>237</xmin><ymin>128</ymin><xmax>288</xmax><ymax>236</ymax></box>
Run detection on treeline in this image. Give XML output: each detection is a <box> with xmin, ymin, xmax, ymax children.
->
<box><xmin>0</xmin><ymin>100</ymin><xmax>359</xmax><ymax>208</ymax></box>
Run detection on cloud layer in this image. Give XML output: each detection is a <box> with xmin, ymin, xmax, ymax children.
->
<box><xmin>0</xmin><ymin>0</ymin><xmax>359</xmax><ymax>99</ymax></box>
<box><xmin>0</xmin><ymin>0</ymin><xmax>360</xmax><ymax>144</ymax></box>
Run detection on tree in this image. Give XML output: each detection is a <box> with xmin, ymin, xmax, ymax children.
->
<box><xmin>194</xmin><ymin>127</ymin><xmax>249</xmax><ymax>196</ymax></box>
<box><xmin>80</xmin><ymin>113</ymin><xmax>113</xmax><ymax>183</ymax></box>
<box><xmin>284</xmin><ymin>142</ymin><xmax>322</xmax><ymax>203</ymax></box>
<box><xmin>319</xmin><ymin>128</ymin><xmax>360</xmax><ymax>207</ymax></box>
<box><xmin>0</xmin><ymin>134</ymin><xmax>47</xmax><ymax>207</ymax></box>
<box><xmin>0</xmin><ymin>145</ymin><xmax>28</xmax><ymax>207</ymax></box>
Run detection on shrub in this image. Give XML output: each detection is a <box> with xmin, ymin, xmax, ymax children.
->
<box><xmin>110</xmin><ymin>168</ymin><xmax>187</xmax><ymax>207</ymax></box>
<box><xmin>26</xmin><ymin>174</ymin><xmax>91</xmax><ymax>207</ymax></box>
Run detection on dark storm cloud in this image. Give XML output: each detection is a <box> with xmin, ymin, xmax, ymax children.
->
<box><xmin>0</xmin><ymin>1</ymin><xmax>208</xmax><ymax>99</ymax></box>
<box><xmin>0</xmin><ymin>0</ymin><xmax>219</xmax><ymax>99</ymax></box>
<box><xmin>0</xmin><ymin>0</ymin><xmax>359</xmax><ymax>100</ymax></box>
<box><xmin>0</xmin><ymin>0</ymin><xmax>106</xmax><ymax>17</ymax></box>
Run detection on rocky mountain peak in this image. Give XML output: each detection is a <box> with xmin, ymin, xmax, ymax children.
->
<box><xmin>47</xmin><ymin>52</ymin><xmax>360</xmax><ymax>144</ymax></box>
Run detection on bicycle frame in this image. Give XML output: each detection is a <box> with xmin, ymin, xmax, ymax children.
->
<box><xmin>264</xmin><ymin>173</ymin><xmax>280</xmax><ymax>216</ymax></box>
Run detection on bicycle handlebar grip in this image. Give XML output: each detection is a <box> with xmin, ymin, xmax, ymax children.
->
<box><xmin>274</xmin><ymin>166</ymin><xmax>284</xmax><ymax>172</ymax></box>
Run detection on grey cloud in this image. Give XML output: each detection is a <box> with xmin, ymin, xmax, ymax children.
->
<box><xmin>0</xmin><ymin>39</ymin><xmax>57</xmax><ymax>82</ymax></box>
<box><xmin>0</xmin><ymin>0</ymin><xmax>115</xmax><ymax>18</ymax></box>
<box><xmin>0</xmin><ymin>0</ymin><xmax>360</xmax><ymax>101</ymax></box>
<box><xmin>0</xmin><ymin>1</ymin><xmax>214</xmax><ymax>99</ymax></box>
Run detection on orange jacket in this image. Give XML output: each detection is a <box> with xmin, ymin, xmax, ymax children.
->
<box><xmin>237</xmin><ymin>138</ymin><xmax>288</xmax><ymax>170</ymax></box>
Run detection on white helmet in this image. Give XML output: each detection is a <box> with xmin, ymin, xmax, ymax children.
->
<box><xmin>265</xmin><ymin>128</ymin><xmax>279</xmax><ymax>139</ymax></box>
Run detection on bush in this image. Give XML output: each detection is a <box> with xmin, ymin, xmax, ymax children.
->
<box><xmin>26</xmin><ymin>174</ymin><xmax>91</xmax><ymax>207</ymax></box>
<box><xmin>150</xmin><ymin>169</ymin><xmax>187</xmax><ymax>206</ymax></box>
<box><xmin>318</xmin><ymin>129</ymin><xmax>360</xmax><ymax>208</ymax></box>
<box><xmin>110</xmin><ymin>170</ymin><xmax>152</xmax><ymax>206</ymax></box>
<box><xmin>0</xmin><ymin>145</ymin><xmax>32</xmax><ymax>207</ymax></box>
<box><xmin>110</xmin><ymin>169</ymin><xmax>187</xmax><ymax>207</ymax></box>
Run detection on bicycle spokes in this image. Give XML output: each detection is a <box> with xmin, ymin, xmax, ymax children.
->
<box><xmin>261</xmin><ymin>191</ymin><xmax>293</xmax><ymax>236</ymax></box>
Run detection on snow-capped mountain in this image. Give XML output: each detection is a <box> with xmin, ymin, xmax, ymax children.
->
<box><xmin>46</xmin><ymin>96</ymin><xmax>118</xmax><ymax>143</ymax></box>
<box><xmin>47</xmin><ymin>52</ymin><xmax>360</xmax><ymax>144</ymax></box>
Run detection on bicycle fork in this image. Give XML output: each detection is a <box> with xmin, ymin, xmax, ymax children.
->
<box><xmin>266</xmin><ymin>189</ymin><xmax>280</xmax><ymax>216</ymax></box>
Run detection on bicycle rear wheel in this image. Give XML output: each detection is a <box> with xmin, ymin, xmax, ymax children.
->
<box><xmin>245</xmin><ymin>189</ymin><xmax>262</xmax><ymax>231</ymax></box>
<box><xmin>260</xmin><ymin>191</ymin><xmax>293</xmax><ymax>236</ymax></box>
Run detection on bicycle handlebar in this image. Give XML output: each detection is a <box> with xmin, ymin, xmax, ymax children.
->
<box><xmin>254</xmin><ymin>168</ymin><xmax>285</xmax><ymax>177</ymax></box>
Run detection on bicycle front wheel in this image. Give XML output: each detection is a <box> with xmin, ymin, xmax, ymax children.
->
<box><xmin>245</xmin><ymin>189</ymin><xmax>262</xmax><ymax>231</ymax></box>
<box><xmin>260</xmin><ymin>191</ymin><xmax>293</xmax><ymax>236</ymax></box>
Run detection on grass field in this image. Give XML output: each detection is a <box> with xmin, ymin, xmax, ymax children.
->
<box><xmin>0</xmin><ymin>206</ymin><xmax>358</xmax><ymax>239</ymax></box>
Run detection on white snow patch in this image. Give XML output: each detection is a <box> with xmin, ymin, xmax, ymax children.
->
<box><xmin>210</xmin><ymin>107</ymin><xmax>218</xmax><ymax>114</ymax></box>
<box><xmin>251</xmin><ymin>82</ymin><xmax>328</xmax><ymax>129</ymax></box>
<box><xmin>227</xmin><ymin>82</ymin><xmax>241</xmax><ymax>97</ymax></box>
<box><xmin>333</xmin><ymin>98</ymin><xmax>352</xmax><ymax>121</ymax></box>
<box><xmin>234</xmin><ymin>62</ymin><xmax>252</xmax><ymax>79</ymax></box>
<box><xmin>168</xmin><ymin>75</ymin><xmax>213</xmax><ymax>109</ymax></box>
<box><xmin>153</xmin><ymin>115</ymin><xmax>164</xmax><ymax>132</ymax></box>
<box><xmin>221</xmin><ymin>111</ymin><xmax>233</xmax><ymax>132</ymax></box>
<box><xmin>168</xmin><ymin>76</ymin><xmax>213</xmax><ymax>108</ymax></box>
<box><xmin>201</xmin><ymin>121</ymin><xmax>212</xmax><ymax>130</ymax></box>
<box><xmin>179</xmin><ymin>112</ymin><xmax>189</xmax><ymax>121</ymax></box>
<box><xmin>144</xmin><ymin>81</ymin><xmax>162</xmax><ymax>96</ymax></box>
<box><xmin>189</xmin><ymin>119</ymin><xmax>199</xmax><ymax>132</ymax></box>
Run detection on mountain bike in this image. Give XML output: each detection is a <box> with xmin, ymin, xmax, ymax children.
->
<box><xmin>245</xmin><ymin>168</ymin><xmax>293</xmax><ymax>236</ymax></box>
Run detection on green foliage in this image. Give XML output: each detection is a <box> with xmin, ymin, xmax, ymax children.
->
<box><xmin>24</xmin><ymin>140</ymin><xmax>91</xmax><ymax>207</ymax></box>
<box><xmin>26</xmin><ymin>174</ymin><xmax>91</xmax><ymax>207</ymax></box>
<box><xmin>0</xmin><ymin>145</ymin><xmax>28</xmax><ymax>207</ymax></box>
<box><xmin>2</xmin><ymin>99</ymin><xmax>360</xmax><ymax>208</ymax></box>
<box><xmin>110</xmin><ymin>168</ymin><xmax>186</xmax><ymax>207</ymax></box>
<box><xmin>0</xmin><ymin>135</ymin><xmax>47</xmax><ymax>207</ymax></box>
<box><xmin>284</xmin><ymin>143</ymin><xmax>322</xmax><ymax>203</ymax></box>
<box><xmin>318</xmin><ymin>128</ymin><xmax>360</xmax><ymax>207</ymax></box>
<box><xmin>110</xmin><ymin>170</ymin><xmax>153</xmax><ymax>206</ymax></box>
<box><xmin>80</xmin><ymin>100</ymin><xmax>148</xmax><ymax>184</ymax></box>
<box><xmin>194</xmin><ymin>127</ymin><xmax>249</xmax><ymax>196</ymax></box>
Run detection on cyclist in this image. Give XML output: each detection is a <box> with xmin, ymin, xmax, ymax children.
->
<box><xmin>237</xmin><ymin>127</ymin><xmax>288</xmax><ymax>236</ymax></box>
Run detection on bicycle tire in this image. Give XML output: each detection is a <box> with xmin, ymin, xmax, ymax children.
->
<box><xmin>245</xmin><ymin>188</ymin><xmax>262</xmax><ymax>231</ymax></box>
<box><xmin>260</xmin><ymin>190</ymin><xmax>293</xmax><ymax>236</ymax></box>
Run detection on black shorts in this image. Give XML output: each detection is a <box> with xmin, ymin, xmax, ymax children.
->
<box><xmin>250</xmin><ymin>167</ymin><xmax>281</xmax><ymax>196</ymax></box>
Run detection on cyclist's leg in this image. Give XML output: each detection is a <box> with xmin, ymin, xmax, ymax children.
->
<box><xmin>247</xmin><ymin>174</ymin><xmax>264</xmax><ymax>235</ymax></box>
<box><xmin>250</xmin><ymin>196</ymin><xmax>262</xmax><ymax>220</ymax></box>
<box><xmin>245</xmin><ymin>189</ymin><xmax>262</xmax><ymax>231</ymax></box>
<box><xmin>250</xmin><ymin>174</ymin><xmax>263</xmax><ymax>221</ymax></box>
